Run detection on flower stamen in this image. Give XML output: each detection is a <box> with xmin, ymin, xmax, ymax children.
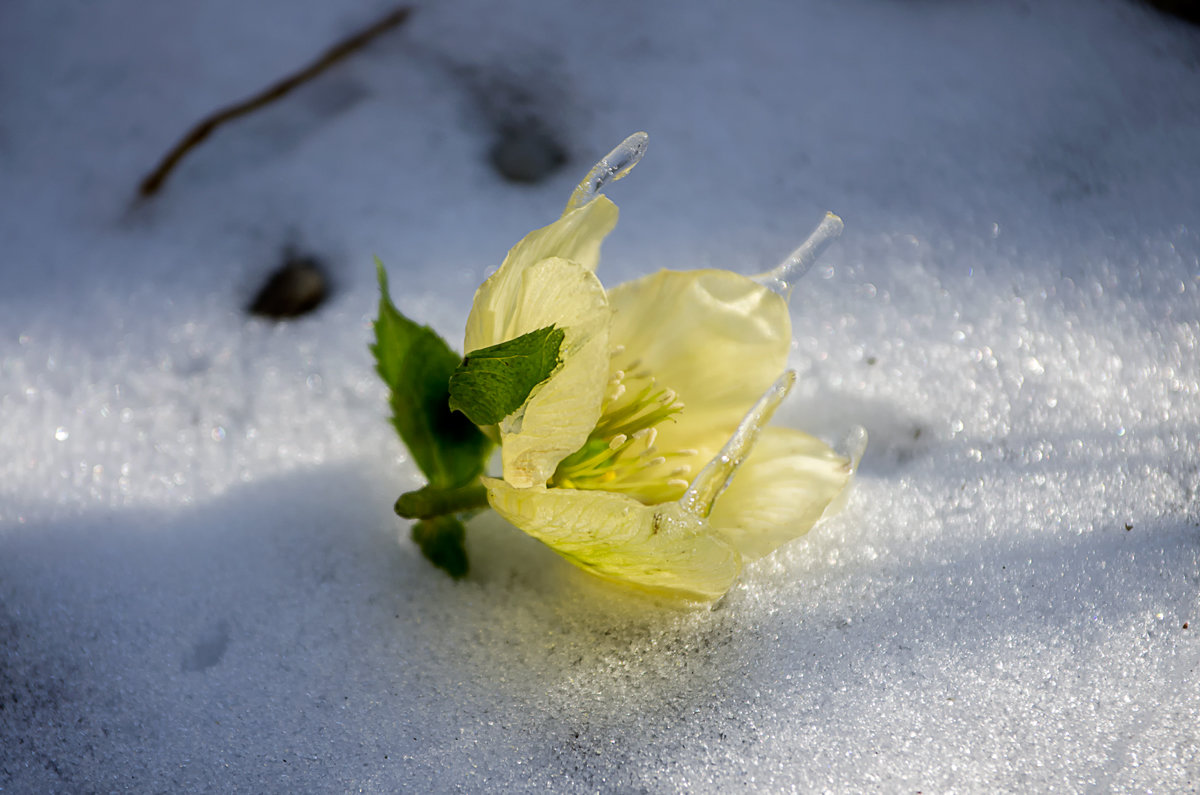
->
<box><xmin>551</xmin><ymin>367</ymin><xmax>694</xmax><ymax>503</ymax></box>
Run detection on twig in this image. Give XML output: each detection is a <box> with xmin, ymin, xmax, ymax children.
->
<box><xmin>138</xmin><ymin>6</ymin><xmax>411</xmax><ymax>198</ymax></box>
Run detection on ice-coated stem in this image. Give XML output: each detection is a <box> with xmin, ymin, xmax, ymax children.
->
<box><xmin>678</xmin><ymin>371</ymin><xmax>797</xmax><ymax>519</ymax></box>
<box><xmin>755</xmin><ymin>212</ymin><xmax>844</xmax><ymax>300</ymax></box>
<box><xmin>564</xmin><ymin>132</ymin><xmax>650</xmax><ymax>214</ymax></box>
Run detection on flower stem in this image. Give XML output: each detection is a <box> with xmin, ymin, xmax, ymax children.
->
<box><xmin>395</xmin><ymin>481</ymin><xmax>490</xmax><ymax>520</ymax></box>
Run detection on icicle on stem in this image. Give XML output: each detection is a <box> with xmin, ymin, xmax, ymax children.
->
<box><xmin>839</xmin><ymin>425</ymin><xmax>869</xmax><ymax>474</ymax></box>
<box><xmin>564</xmin><ymin>132</ymin><xmax>650</xmax><ymax>214</ymax></box>
<box><xmin>679</xmin><ymin>371</ymin><xmax>797</xmax><ymax>519</ymax></box>
<box><xmin>755</xmin><ymin>212</ymin><xmax>844</xmax><ymax>299</ymax></box>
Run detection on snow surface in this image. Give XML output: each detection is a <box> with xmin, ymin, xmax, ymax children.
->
<box><xmin>2</xmin><ymin>0</ymin><xmax>1199</xmax><ymax>791</ymax></box>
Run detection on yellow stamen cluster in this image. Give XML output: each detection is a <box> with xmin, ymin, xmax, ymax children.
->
<box><xmin>551</xmin><ymin>351</ymin><xmax>697</xmax><ymax>504</ymax></box>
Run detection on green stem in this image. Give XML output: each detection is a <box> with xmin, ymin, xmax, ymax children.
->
<box><xmin>394</xmin><ymin>481</ymin><xmax>490</xmax><ymax>520</ymax></box>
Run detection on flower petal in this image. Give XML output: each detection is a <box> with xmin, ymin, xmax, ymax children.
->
<box><xmin>707</xmin><ymin>427</ymin><xmax>852</xmax><ymax>561</ymax></box>
<box><xmin>476</xmin><ymin>256</ymin><xmax>612</xmax><ymax>487</ymax></box>
<box><xmin>484</xmin><ymin>477</ymin><xmax>741</xmax><ymax>601</ymax></box>
<box><xmin>606</xmin><ymin>268</ymin><xmax>792</xmax><ymax>462</ymax></box>
<box><xmin>464</xmin><ymin>196</ymin><xmax>618</xmax><ymax>353</ymax></box>
<box><xmin>461</xmin><ymin>198</ymin><xmax>619</xmax><ymax>487</ymax></box>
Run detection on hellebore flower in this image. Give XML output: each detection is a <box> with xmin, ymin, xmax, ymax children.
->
<box><xmin>463</xmin><ymin>133</ymin><xmax>862</xmax><ymax>601</ymax></box>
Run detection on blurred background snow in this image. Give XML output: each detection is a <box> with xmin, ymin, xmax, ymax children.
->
<box><xmin>2</xmin><ymin>0</ymin><xmax>1198</xmax><ymax>791</ymax></box>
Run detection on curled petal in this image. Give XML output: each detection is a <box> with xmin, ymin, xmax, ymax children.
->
<box><xmin>480</xmin><ymin>257</ymin><xmax>612</xmax><ymax>487</ymax></box>
<box><xmin>464</xmin><ymin>196</ymin><xmax>618</xmax><ymax>353</ymax></box>
<box><xmin>484</xmin><ymin>477</ymin><xmax>741</xmax><ymax>601</ymax></box>
<box><xmin>708</xmin><ymin>427</ymin><xmax>852</xmax><ymax>561</ymax></box>
<box><xmin>606</xmin><ymin>269</ymin><xmax>792</xmax><ymax>465</ymax></box>
<box><xmin>461</xmin><ymin>197</ymin><xmax>619</xmax><ymax>487</ymax></box>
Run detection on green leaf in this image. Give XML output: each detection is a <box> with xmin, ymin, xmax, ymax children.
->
<box><xmin>448</xmin><ymin>325</ymin><xmax>565</xmax><ymax>426</ymax></box>
<box><xmin>411</xmin><ymin>515</ymin><xmax>469</xmax><ymax>579</ymax></box>
<box><xmin>371</xmin><ymin>260</ymin><xmax>492</xmax><ymax>488</ymax></box>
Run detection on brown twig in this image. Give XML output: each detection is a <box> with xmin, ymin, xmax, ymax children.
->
<box><xmin>138</xmin><ymin>6</ymin><xmax>411</xmax><ymax>198</ymax></box>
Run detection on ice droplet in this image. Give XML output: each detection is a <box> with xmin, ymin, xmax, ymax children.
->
<box><xmin>756</xmin><ymin>212</ymin><xmax>844</xmax><ymax>300</ymax></box>
<box><xmin>680</xmin><ymin>371</ymin><xmax>796</xmax><ymax>518</ymax></box>
<box><xmin>564</xmin><ymin>132</ymin><xmax>649</xmax><ymax>213</ymax></box>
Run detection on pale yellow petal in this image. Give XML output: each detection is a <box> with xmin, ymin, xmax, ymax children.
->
<box><xmin>484</xmin><ymin>477</ymin><xmax>742</xmax><ymax>601</ymax></box>
<box><xmin>606</xmin><ymin>268</ymin><xmax>791</xmax><ymax>462</ymax></box>
<box><xmin>477</xmin><ymin>257</ymin><xmax>612</xmax><ymax>487</ymax></box>
<box><xmin>464</xmin><ymin>196</ymin><xmax>618</xmax><ymax>352</ymax></box>
<box><xmin>708</xmin><ymin>427</ymin><xmax>852</xmax><ymax>561</ymax></box>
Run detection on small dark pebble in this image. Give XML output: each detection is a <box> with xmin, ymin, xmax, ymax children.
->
<box><xmin>490</xmin><ymin>124</ymin><xmax>567</xmax><ymax>184</ymax></box>
<box><xmin>249</xmin><ymin>255</ymin><xmax>328</xmax><ymax>319</ymax></box>
<box><xmin>1125</xmin><ymin>522</ymin><xmax>1133</xmax><ymax>531</ymax></box>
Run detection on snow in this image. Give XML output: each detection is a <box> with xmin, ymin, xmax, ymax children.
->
<box><xmin>2</xmin><ymin>0</ymin><xmax>1199</xmax><ymax>790</ymax></box>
